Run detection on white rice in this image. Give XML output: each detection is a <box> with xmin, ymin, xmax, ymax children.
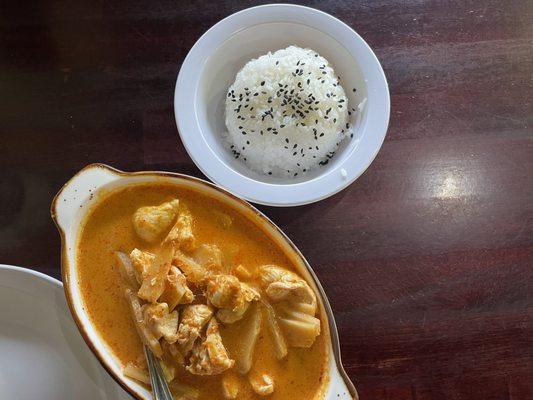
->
<box><xmin>224</xmin><ymin>46</ymin><xmax>350</xmax><ymax>178</ymax></box>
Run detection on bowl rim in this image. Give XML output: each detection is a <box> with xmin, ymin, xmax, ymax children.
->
<box><xmin>51</xmin><ymin>163</ymin><xmax>358</xmax><ymax>400</ymax></box>
<box><xmin>174</xmin><ymin>3</ymin><xmax>390</xmax><ymax>206</ymax></box>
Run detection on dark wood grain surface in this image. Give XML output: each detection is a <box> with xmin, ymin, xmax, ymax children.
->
<box><xmin>1</xmin><ymin>1</ymin><xmax>532</xmax><ymax>399</ymax></box>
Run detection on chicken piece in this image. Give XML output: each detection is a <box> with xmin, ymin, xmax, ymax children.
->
<box><xmin>259</xmin><ymin>265</ymin><xmax>320</xmax><ymax>348</ymax></box>
<box><xmin>115</xmin><ymin>251</ymin><xmax>140</xmax><ymax>289</ymax></box>
<box><xmin>132</xmin><ymin>199</ymin><xmax>180</xmax><ymax>243</ymax></box>
<box><xmin>221</xmin><ymin>374</ymin><xmax>240</xmax><ymax>399</ymax></box>
<box><xmin>143</xmin><ymin>302</ymin><xmax>179</xmax><ymax>344</ymax></box>
<box><xmin>259</xmin><ymin>265</ymin><xmax>316</xmax><ymax>311</ymax></box>
<box><xmin>123</xmin><ymin>360</ymin><xmax>150</xmax><ymax>385</ymax></box>
<box><xmin>194</xmin><ymin>244</ymin><xmax>223</xmax><ymax>273</ymax></box>
<box><xmin>160</xmin><ymin>266</ymin><xmax>194</xmax><ymax>311</ymax></box>
<box><xmin>165</xmin><ymin>205</ymin><xmax>196</xmax><ymax>252</ymax></box>
<box><xmin>230</xmin><ymin>303</ymin><xmax>262</xmax><ymax>374</ymax></box>
<box><xmin>177</xmin><ymin>304</ymin><xmax>213</xmax><ymax>354</ymax></box>
<box><xmin>129</xmin><ymin>248</ymin><xmax>155</xmax><ymax>281</ymax></box>
<box><xmin>173</xmin><ymin>250</ymin><xmax>208</xmax><ymax>284</ymax></box>
<box><xmin>206</xmin><ymin>274</ymin><xmax>260</xmax><ymax>324</ymax></box>
<box><xmin>186</xmin><ymin>318</ymin><xmax>235</xmax><ymax>375</ymax></box>
<box><xmin>262</xmin><ymin>300</ymin><xmax>288</xmax><ymax>360</ymax></box>
<box><xmin>137</xmin><ymin>242</ymin><xmax>173</xmax><ymax>303</ymax></box>
<box><xmin>249</xmin><ymin>374</ymin><xmax>274</xmax><ymax>396</ymax></box>
<box><xmin>124</xmin><ymin>288</ymin><xmax>162</xmax><ymax>357</ymax></box>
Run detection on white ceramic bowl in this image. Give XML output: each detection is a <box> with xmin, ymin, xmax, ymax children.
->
<box><xmin>0</xmin><ymin>265</ymin><xmax>130</xmax><ymax>399</ymax></box>
<box><xmin>175</xmin><ymin>3</ymin><xmax>389</xmax><ymax>206</ymax></box>
<box><xmin>51</xmin><ymin>164</ymin><xmax>358</xmax><ymax>400</ymax></box>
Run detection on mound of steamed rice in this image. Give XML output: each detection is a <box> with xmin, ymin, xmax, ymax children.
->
<box><xmin>224</xmin><ymin>46</ymin><xmax>350</xmax><ymax>178</ymax></box>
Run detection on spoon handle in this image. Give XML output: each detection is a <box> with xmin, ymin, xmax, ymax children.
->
<box><xmin>144</xmin><ymin>346</ymin><xmax>173</xmax><ymax>400</ymax></box>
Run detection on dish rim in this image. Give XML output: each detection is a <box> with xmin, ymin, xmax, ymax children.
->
<box><xmin>174</xmin><ymin>3</ymin><xmax>390</xmax><ymax>206</ymax></box>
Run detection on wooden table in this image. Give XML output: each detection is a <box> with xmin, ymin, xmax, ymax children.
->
<box><xmin>1</xmin><ymin>1</ymin><xmax>532</xmax><ymax>399</ymax></box>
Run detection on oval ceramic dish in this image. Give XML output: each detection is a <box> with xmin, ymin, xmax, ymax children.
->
<box><xmin>51</xmin><ymin>164</ymin><xmax>358</xmax><ymax>400</ymax></box>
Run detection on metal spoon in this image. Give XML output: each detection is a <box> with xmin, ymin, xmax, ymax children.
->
<box><xmin>144</xmin><ymin>346</ymin><xmax>173</xmax><ymax>400</ymax></box>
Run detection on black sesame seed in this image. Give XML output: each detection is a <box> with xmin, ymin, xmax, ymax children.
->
<box><xmin>260</xmin><ymin>81</ymin><xmax>265</xmax><ymax>86</ymax></box>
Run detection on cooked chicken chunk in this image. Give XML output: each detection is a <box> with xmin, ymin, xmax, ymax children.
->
<box><xmin>160</xmin><ymin>266</ymin><xmax>194</xmax><ymax>311</ymax></box>
<box><xmin>143</xmin><ymin>302</ymin><xmax>179</xmax><ymax>344</ymax></box>
<box><xmin>259</xmin><ymin>265</ymin><xmax>320</xmax><ymax>348</ymax></box>
<box><xmin>259</xmin><ymin>265</ymin><xmax>316</xmax><ymax>310</ymax></box>
<box><xmin>124</xmin><ymin>288</ymin><xmax>162</xmax><ymax>357</ymax></box>
<box><xmin>173</xmin><ymin>250</ymin><xmax>208</xmax><ymax>284</ymax></box>
<box><xmin>194</xmin><ymin>244</ymin><xmax>223</xmax><ymax>273</ymax></box>
<box><xmin>137</xmin><ymin>242</ymin><xmax>173</xmax><ymax>303</ymax></box>
<box><xmin>129</xmin><ymin>248</ymin><xmax>155</xmax><ymax>281</ymax></box>
<box><xmin>206</xmin><ymin>274</ymin><xmax>260</xmax><ymax>324</ymax></box>
<box><xmin>165</xmin><ymin>205</ymin><xmax>196</xmax><ymax>252</ymax></box>
<box><xmin>186</xmin><ymin>318</ymin><xmax>235</xmax><ymax>375</ymax></box>
<box><xmin>221</xmin><ymin>374</ymin><xmax>240</xmax><ymax>399</ymax></box>
<box><xmin>177</xmin><ymin>304</ymin><xmax>213</xmax><ymax>354</ymax></box>
<box><xmin>132</xmin><ymin>199</ymin><xmax>180</xmax><ymax>243</ymax></box>
<box><xmin>250</xmin><ymin>374</ymin><xmax>274</xmax><ymax>396</ymax></box>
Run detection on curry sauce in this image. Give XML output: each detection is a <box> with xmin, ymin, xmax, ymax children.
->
<box><xmin>76</xmin><ymin>184</ymin><xmax>328</xmax><ymax>400</ymax></box>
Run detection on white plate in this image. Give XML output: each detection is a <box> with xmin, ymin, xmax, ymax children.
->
<box><xmin>174</xmin><ymin>4</ymin><xmax>390</xmax><ymax>206</ymax></box>
<box><xmin>0</xmin><ymin>265</ymin><xmax>131</xmax><ymax>400</ymax></box>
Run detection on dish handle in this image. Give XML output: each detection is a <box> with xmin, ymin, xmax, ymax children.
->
<box><xmin>328</xmin><ymin>365</ymin><xmax>359</xmax><ymax>400</ymax></box>
<box><xmin>51</xmin><ymin>163</ymin><xmax>121</xmax><ymax>233</ymax></box>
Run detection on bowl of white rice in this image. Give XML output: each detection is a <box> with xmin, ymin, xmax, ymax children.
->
<box><xmin>175</xmin><ymin>4</ymin><xmax>389</xmax><ymax>206</ymax></box>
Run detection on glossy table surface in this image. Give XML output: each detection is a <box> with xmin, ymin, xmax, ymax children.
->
<box><xmin>1</xmin><ymin>1</ymin><xmax>532</xmax><ymax>399</ymax></box>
